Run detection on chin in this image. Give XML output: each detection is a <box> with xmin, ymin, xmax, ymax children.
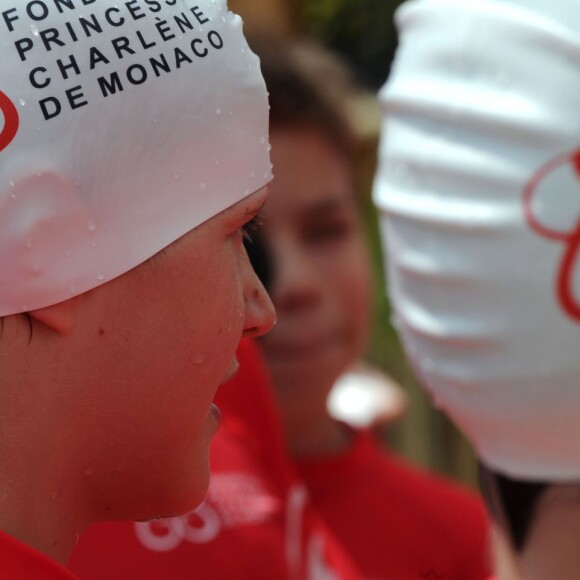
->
<box><xmin>172</xmin><ymin>457</ymin><xmax>211</xmax><ymax>517</ymax></box>
<box><xmin>136</xmin><ymin>447</ymin><xmax>212</xmax><ymax>523</ymax></box>
<box><xmin>137</xmin><ymin>473</ymin><xmax>210</xmax><ymax>522</ymax></box>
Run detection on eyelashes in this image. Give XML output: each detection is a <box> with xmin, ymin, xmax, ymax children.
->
<box><xmin>242</xmin><ymin>214</ymin><xmax>263</xmax><ymax>242</ymax></box>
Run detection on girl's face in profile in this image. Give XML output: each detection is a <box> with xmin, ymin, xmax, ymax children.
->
<box><xmin>58</xmin><ymin>187</ymin><xmax>275</xmax><ymax>522</ymax></box>
<box><xmin>259</xmin><ymin>127</ymin><xmax>372</xmax><ymax>405</ymax></box>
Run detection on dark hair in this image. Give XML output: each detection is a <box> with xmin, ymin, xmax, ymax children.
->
<box><xmin>249</xmin><ymin>36</ymin><xmax>358</xmax><ymax>159</ymax></box>
<box><xmin>479</xmin><ymin>464</ymin><xmax>548</xmax><ymax>551</ymax></box>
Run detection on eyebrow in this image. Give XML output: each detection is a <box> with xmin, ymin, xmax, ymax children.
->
<box><xmin>240</xmin><ymin>194</ymin><xmax>269</xmax><ymax>223</ymax></box>
<box><xmin>300</xmin><ymin>196</ymin><xmax>353</xmax><ymax>218</ymax></box>
<box><xmin>245</xmin><ymin>199</ymin><xmax>267</xmax><ymax>216</ymax></box>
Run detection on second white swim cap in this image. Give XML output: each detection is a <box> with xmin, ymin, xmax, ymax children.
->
<box><xmin>0</xmin><ymin>0</ymin><xmax>271</xmax><ymax>316</ymax></box>
<box><xmin>375</xmin><ymin>0</ymin><xmax>580</xmax><ymax>480</ymax></box>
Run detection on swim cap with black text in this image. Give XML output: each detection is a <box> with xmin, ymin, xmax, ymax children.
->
<box><xmin>0</xmin><ymin>0</ymin><xmax>272</xmax><ymax>316</ymax></box>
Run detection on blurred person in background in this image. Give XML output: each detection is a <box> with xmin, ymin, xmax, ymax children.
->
<box><xmin>251</xmin><ymin>38</ymin><xmax>491</xmax><ymax>580</ymax></box>
<box><xmin>375</xmin><ymin>0</ymin><xmax>580</xmax><ymax>578</ymax></box>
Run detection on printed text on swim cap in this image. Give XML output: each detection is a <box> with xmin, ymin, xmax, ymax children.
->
<box><xmin>1</xmin><ymin>1</ymin><xmax>225</xmax><ymax>120</ymax></box>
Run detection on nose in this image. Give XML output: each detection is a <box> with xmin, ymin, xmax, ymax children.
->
<box><xmin>270</xmin><ymin>239</ymin><xmax>321</xmax><ymax>314</ymax></box>
<box><xmin>241</xmin><ymin>248</ymin><xmax>276</xmax><ymax>338</ymax></box>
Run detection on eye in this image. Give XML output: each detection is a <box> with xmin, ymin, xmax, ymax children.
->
<box><xmin>241</xmin><ymin>214</ymin><xmax>263</xmax><ymax>243</ymax></box>
<box><xmin>303</xmin><ymin>218</ymin><xmax>354</xmax><ymax>245</ymax></box>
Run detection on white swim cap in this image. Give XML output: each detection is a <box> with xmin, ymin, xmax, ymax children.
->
<box><xmin>374</xmin><ymin>0</ymin><xmax>580</xmax><ymax>480</ymax></box>
<box><xmin>0</xmin><ymin>0</ymin><xmax>271</xmax><ymax>316</ymax></box>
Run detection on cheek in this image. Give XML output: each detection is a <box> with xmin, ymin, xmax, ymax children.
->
<box><xmin>179</xmin><ymin>247</ymin><xmax>246</xmax><ymax>379</ymax></box>
<box><xmin>344</xmin><ymin>263</ymin><xmax>373</xmax><ymax>347</ymax></box>
<box><xmin>109</xmin><ymin>245</ymin><xmax>244</xmax><ymax>419</ymax></box>
<box><xmin>351</xmin><ymin>255</ymin><xmax>373</xmax><ymax>319</ymax></box>
<box><xmin>319</xmin><ymin>240</ymin><xmax>373</xmax><ymax>318</ymax></box>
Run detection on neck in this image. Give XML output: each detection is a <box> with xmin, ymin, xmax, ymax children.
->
<box><xmin>0</xmin><ymin>451</ymin><xmax>88</xmax><ymax>564</ymax></box>
<box><xmin>520</xmin><ymin>485</ymin><xmax>580</xmax><ymax>580</ymax></box>
<box><xmin>0</xmin><ymin>327</ymin><xmax>90</xmax><ymax>565</ymax></box>
<box><xmin>0</xmin><ymin>420</ymin><xmax>88</xmax><ymax>564</ymax></box>
<box><xmin>0</xmin><ymin>492</ymin><xmax>81</xmax><ymax>565</ymax></box>
<box><xmin>271</xmin><ymin>372</ymin><xmax>355</xmax><ymax>458</ymax></box>
<box><xmin>284</xmin><ymin>411</ymin><xmax>353</xmax><ymax>459</ymax></box>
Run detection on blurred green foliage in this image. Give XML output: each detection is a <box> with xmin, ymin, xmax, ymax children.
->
<box><xmin>296</xmin><ymin>0</ymin><xmax>405</xmax><ymax>89</ymax></box>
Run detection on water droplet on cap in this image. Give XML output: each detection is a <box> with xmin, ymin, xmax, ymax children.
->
<box><xmin>69</xmin><ymin>285</ymin><xmax>77</xmax><ymax>295</ymax></box>
<box><xmin>19</xmin><ymin>98</ymin><xmax>26</xmax><ymax>106</ymax></box>
<box><xmin>32</xmin><ymin>265</ymin><xmax>41</xmax><ymax>276</ymax></box>
<box><xmin>260</xmin><ymin>137</ymin><xmax>266</xmax><ymax>145</ymax></box>
<box><xmin>199</xmin><ymin>182</ymin><xmax>206</xmax><ymax>189</ymax></box>
<box><xmin>26</xmin><ymin>238</ymin><xmax>33</xmax><ymax>249</ymax></box>
<box><xmin>30</xmin><ymin>24</ymin><xmax>39</xmax><ymax>36</ymax></box>
<box><xmin>97</xmin><ymin>273</ymin><xmax>105</xmax><ymax>281</ymax></box>
<box><xmin>88</xmin><ymin>220</ymin><xmax>96</xmax><ymax>232</ymax></box>
<box><xmin>215</xmin><ymin>107</ymin><xmax>222</xmax><ymax>115</ymax></box>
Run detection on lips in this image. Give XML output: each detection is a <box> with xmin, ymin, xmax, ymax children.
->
<box><xmin>220</xmin><ymin>357</ymin><xmax>240</xmax><ymax>385</ymax></box>
<box><xmin>263</xmin><ymin>331</ymin><xmax>345</xmax><ymax>360</ymax></box>
<box><xmin>209</xmin><ymin>403</ymin><xmax>221</xmax><ymax>422</ymax></box>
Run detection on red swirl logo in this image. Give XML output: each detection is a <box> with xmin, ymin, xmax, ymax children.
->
<box><xmin>524</xmin><ymin>149</ymin><xmax>580</xmax><ymax>322</ymax></box>
<box><xmin>0</xmin><ymin>91</ymin><xmax>19</xmax><ymax>152</ymax></box>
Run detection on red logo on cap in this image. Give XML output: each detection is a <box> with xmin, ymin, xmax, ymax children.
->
<box><xmin>0</xmin><ymin>91</ymin><xmax>19</xmax><ymax>153</ymax></box>
<box><xmin>524</xmin><ymin>149</ymin><xmax>580</xmax><ymax>322</ymax></box>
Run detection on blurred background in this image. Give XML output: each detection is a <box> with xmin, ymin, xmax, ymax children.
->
<box><xmin>230</xmin><ymin>0</ymin><xmax>479</xmax><ymax>487</ymax></box>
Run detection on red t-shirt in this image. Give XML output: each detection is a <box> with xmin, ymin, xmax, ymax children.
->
<box><xmin>0</xmin><ymin>528</ymin><xmax>77</xmax><ymax>580</ymax></box>
<box><xmin>69</xmin><ymin>340</ymin><xmax>361</xmax><ymax>579</ymax></box>
<box><xmin>296</xmin><ymin>429</ymin><xmax>492</xmax><ymax>580</ymax></box>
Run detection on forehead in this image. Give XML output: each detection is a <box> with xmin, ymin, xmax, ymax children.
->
<box><xmin>267</xmin><ymin>128</ymin><xmax>354</xmax><ymax>219</ymax></box>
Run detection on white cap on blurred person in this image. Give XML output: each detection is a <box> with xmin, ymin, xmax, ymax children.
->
<box><xmin>0</xmin><ymin>0</ymin><xmax>271</xmax><ymax>317</ymax></box>
<box><xmin>374</xmin><ymin>0</ymin><xmax>580</xmax><ymax>480</ymax></box>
